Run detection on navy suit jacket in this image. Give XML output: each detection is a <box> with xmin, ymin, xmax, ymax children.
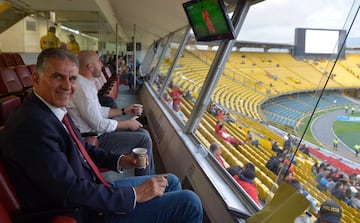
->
<box><xmin>1</xmin><ymin>93</ymin><xmax>135</xmax><ymax>222</ymax></box>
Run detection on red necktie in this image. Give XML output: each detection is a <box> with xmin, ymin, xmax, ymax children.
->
<box><xmin>62</xmin><ymin>114</ymin><xmax>111</xmax><ymax>187</ymax></box>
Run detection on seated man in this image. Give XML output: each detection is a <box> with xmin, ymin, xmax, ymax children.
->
<box><xmin>232</xmin><ymin>163</ymin><xmax>262</xmax><ymax>207</ymax></box>
<box><xmin>0</xmin><ymin>48</ymin><xmax>203</xmax><ymax>223</ymax></box>
<box><xmin>172</xmin><ymin>102</ymin><xmax>185</xmax><ymax>122</ymax></box>
<box><xmin>218</xmin><ymin>124</ymin><xmax>244</xmax><ymax>146</ymax></box>
<box><xmin>67</xmin><ymin>50</ymin><xmax>154</xmax><ymax>175</ymax></box>
<box><xmin>209</xmin><ymin>142</ymin><xmax>225</xmax><ymax>168</ymax></box>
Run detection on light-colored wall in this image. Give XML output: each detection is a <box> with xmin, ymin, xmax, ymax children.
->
<box><xmin>0</xmin><ymin>16</ymin><xmax>145</xmax><ymax>63</ymax></box>
<box><xmin>0</xmin><ymin>16</ymin><xmax>99</xmax><ymax>53</ymax></box>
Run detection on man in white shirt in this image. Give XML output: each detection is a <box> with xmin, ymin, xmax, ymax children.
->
<box><xmin>67</xmin><ymin>50</ymin><xmax>154</xmax><ymax>175</ymax></box>
<box><xmin>172</xmin><ymin>102</ymin><xmax>185</xmax><ymax>123</ymax></box>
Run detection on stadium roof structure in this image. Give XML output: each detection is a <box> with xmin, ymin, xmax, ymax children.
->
<box><xmin>202</xmin><ymin>40</ymin><xmax>294</xmax><ymax>51</ymax></box>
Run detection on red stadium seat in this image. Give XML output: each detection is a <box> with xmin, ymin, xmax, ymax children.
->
<box><xmin>11</xmin><ymin>54</ymin><xmax>24</xmax><ymax>66</ymax></box>
<box><xmin>0</xmin><ymin>68</ymin><xmax>29</xmax><ymax>99</ymax></box>
<box><xmin>0</xmin><ymin>54</ymin><xmax>17</xmax><ymax>68</ymax></box>
<box><xmin>13</xmin><ymin>66</ymin><xmax>33</xmax><ymax>89</ymax></box>
<box><xmin>0</xmin><ymin>203</ymin><xmax>11</xmax><ymax>223</ymax></box>
<box><xmin>0</xmin><ymin>158</ymin><xmax>77</xmax><ymax>223</ymax></box>
<box><xmin>0</xmin><ymin>56</ymin><xmax>6</xmax><ymax>68</ymax></box>
<box><xmin>99</xmin><ymin>66</ymin><xmax>119</xmax><ymax>99</ymax></box>
<box><xmin>0</xmin><ymin>96</ymin><xmax>21</xmax><ymax>126</ymax></box>
<box><xmin>26</xmin><ymin>64</ymin><xmax>37</xmax><ymax>75</ymax></box>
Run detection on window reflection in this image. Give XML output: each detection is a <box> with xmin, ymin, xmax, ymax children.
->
<box><xmin>147</xmin><ymin>0</ymin><xmax>360</xmax><ymax>216</ymax></box>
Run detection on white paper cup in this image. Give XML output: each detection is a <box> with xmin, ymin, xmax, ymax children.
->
<box><xmin>132</xmin><ymin>147</ymin><xmax>147</xmax><ymax>168</ymax></box>
<box><xmin>134</xmin><ymin>104</ymin><xmax>143</xmax><ymax>116</ymax></box>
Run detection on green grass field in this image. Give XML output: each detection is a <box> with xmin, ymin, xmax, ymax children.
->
<box><xmin>333</xmin><ymin>113</ymin><xmax>360</xmax><ymax>150</ymax></box>
<box><xmin>297</xmin><ymin>111</ymin><xmax>360</xmax><ymax>151</ymax></box>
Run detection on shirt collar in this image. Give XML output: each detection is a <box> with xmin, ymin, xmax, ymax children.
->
<box><xmin>33</xmin><ymin>91</ymin><xmax>67</xmax><ymax>121</ymax></box>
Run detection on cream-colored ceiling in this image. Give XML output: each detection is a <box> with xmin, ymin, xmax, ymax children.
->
<box><xmin>11</xmin><ymin>0</ymin><xmax>190</xmax><ymax>48</ymax></box>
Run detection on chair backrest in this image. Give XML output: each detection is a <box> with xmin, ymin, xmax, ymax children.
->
<box><xmin>0</xmin><ymin>127</ymin><xmax>77</xmax><ymax>223</ymax></box>
<box><xmin>0</xmin><ymin>54</ymin><xmax>17</xmax><ymax>68</ymax></box>
<box><xmin>102</xmin><ymin>66</ymin><xmax>112</xmax><ymax>80</ymax></box>
<box><xmin>0</xmin><ymin>68</ymin><xmax>23</xmax><ymax>95</ymax></box>
<box><xmin>27</xmin><ymin>64</ymin><xmax>37</xmax><ymax>75</ymax></box>
<box><xmin>13</xmin><ymin>66</ymin><xmax>33</xmax><ymax>89</ymax></box>
<box><xmin>0</xmin><ymin>96</ymin><xmax>21</xmax><ymax>126</ymax></box>
<box><xmin>0</xmin><ymin>161</ymin><xmax>21</xmax><ymax>214</ymax></box>
<box><xmin>0</xmin><ymin>56</ymin><xmax>6</xmax><ymax>68</ymax></box>
<box><xmin>0</xmin><ymin>202</ymin><xmax>12</xmax><ymax>223</ymax></box>
<box><xmin>12</xmin><ymin>54</ymin><xmax>24</xmax><ymax>66</ymax></box>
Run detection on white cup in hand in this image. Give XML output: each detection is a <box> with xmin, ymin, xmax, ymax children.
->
<box><xmin>134</xmin><ymin>104</ymin><xmax>143</xmax><ymax>116</ymax></box>
<box><xmin>132</xmin><ymin>148</ymin><xmax>147</xmax><ymax>168</ymax></box>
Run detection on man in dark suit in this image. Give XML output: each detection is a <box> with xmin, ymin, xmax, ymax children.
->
<box><xmin>0</xmin><ymin>48</ymin><xmax>203</xmax><ymax>223</ymax></box>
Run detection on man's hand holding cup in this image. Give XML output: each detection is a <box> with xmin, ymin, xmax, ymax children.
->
<box><xmin>118</xmin><ymin>148</ymin><xmax>148</xmax><ymax>170</ymax></box>
<box><xmin>127</xmin><ymin>104</ymin><xmax>143</xmax><ymax>116</ymax></box>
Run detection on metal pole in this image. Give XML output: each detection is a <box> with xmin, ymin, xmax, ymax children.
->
<box><xmin>133</xmin><ymin>24</ymin><xmax>137</xmax><ymax>90</ymax></box>
<box><xmin>184</xmin><ymin>0</ymin><xmax>251</xmax><ymax>133</ymax></box>
<box><xmin>159</xmin><ymin>27</ymin><xmax>191</xmax><ymax>98</ymax></box>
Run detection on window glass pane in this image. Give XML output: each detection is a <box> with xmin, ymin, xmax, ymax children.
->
<box><xmin>171</xmin><ymin>0</ymin><xmax>360</xmax><ymax>214</ymax></box>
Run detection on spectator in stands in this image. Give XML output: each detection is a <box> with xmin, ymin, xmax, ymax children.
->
<box><xmin>218</xmin><ymin>124</ymin><xmax>244</xmax><ymax>147</ymax></box>
<box><xmin>315</xmin><ymin>168</ymin><xmax>330</xmax><ymax>184</ymax></box>
<box><xmin>172</xmin><ymin>102</ymin><xmax>185</xmax><ymax>123</ymax></box>
<box><xmin>223</xmin><ymin>111</ymin><xmax>235</xmax><ymax>124</ymax></box>
<box><xmin>0</xmin><ymin>48</ymin><xmax>203</xmax><ymax>223</ymax></box>
<box><xmin>246</xmin><ymin>130</ymin><xmax>259</xmax><ymax>148</ymax></box>
<box><xmin>299</xmin><ymin>144</ymin><xmax>310</xmax><ymax>156</ymax></box>
<box><xmin>40</xmin><ymin>26</ymin><xmax>61</xmax><ymax>50</ymax></box>
<box><xmin>129</xmin><ymin>67</ymin><xmax>144</xmax><ymax>90</ymax></box>
<box><xmin>118</xmin><ymin>58</ymin><xmax>142</xmax><ymax>90</ymax></box>
<box><xmin>216</xmin><ymin>109</ymin><xmax>224</xmax><ymax>120</ymax></box>
<box><xmin>232</xmin><ymin>163</ymin><xmax>261</xmax><ymax>207</ymax></box>
<box><xmin>214</xmin><ymin>120</ymin><xmax>221</xmax><ymax>136</ymax></box>
<box><xmin>351</xmin><ymin>192</ymin><xmax>360</xmax><ymax>210</ymax></box>
<box><xmin>208</xmin><ymin>103</ymin><xmax>217</xmax><ymax>116</ymax></box>
<box><xmin>209</xmin><ymin>142</ymin><xmax>225</xmax><ymax>168</ymax></box>
<box><xmin>170</xmin><ymin>85</ymin><xmax>183</xmax><ymax>105</ymax></box>
<box><xmin>317</xmin><ymin>175</ymin><xmax>331</xmax><ymax>191</ymax></box>
<box><xmin>312</xmin><ymin>162</ymin><xmax>319</xmax><ymax>175</ymax></box>
<box><xmin>314</xmin><ymin>200</ymin><xmax>342</xmax><ymax>223</ymax></box>
<box><xmin>271</xmin><ymin>140</ymin><xmax>283</xmax><ymax>153</ymax></box>
<box><xmin>184</xmin><ymin>90</ymin><xmax>196</xmax><ymax>103</ymax></box>
<box><xmin>162</xmin><ymin>92</ymin><xmax>173</xmax><ymax>108</ymax></box>
<box><xmin>326</xmin><ymin>177</ymin><xmax>337</xmax><ymax>193</ymax></box>
<box><xmin>266</xmin><ymin>152</ymin><xmax>284</xmax><ymax>175</ymax></box>
<box><xmin>283</xmin><ymin>134</ymin><xmax>293</xmax><ymax>151</ymax></box>
<box><xmin>67</xmin><ymin>50</ymin><xmax>154</xmax><ymax>175</ymax></box>
<box><xmin>67</xmin><ymin>34</ymin><xmax>80</xmax><ymax>55</ymax></box>
<box><xmin>331</xmin><ymin>182</ymin><xmax>347</xmax><ymax>202</ymax></box>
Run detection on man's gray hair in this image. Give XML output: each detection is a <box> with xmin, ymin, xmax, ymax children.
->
<box><xmin>37</xmin><ymin>48</ymin><xmax>79</xmax><ymax>74</ymax></box>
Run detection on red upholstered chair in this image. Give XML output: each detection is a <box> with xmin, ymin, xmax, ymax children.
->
<box><xmin>0</xmin><ymin>126</ymin><xmax>77</xmax><ymax>223</ymax></box>
<box><xmin>26</xmin><ymin>64</ymin><xmax>36</xmax><ymax>75</ymax></box>
<box><xmin>0</xmin><ymin>68</ymin><xmax>29</xmax><ymax>100</ymax></box>
<box><xmin>0</xmin><ymin>95</ymin><xmax>21</xmax><ymax>126</ymax></box>
<box><xmin>0</xmin><ymin>203</ymin><xmax>12</xmax><ymax>223</ymax></box>
<box><xmin>0</xmin><ymin>160</ymin><xmax>77</xmax><ymax>223</ymax></box>
<box><xmin>13</xmin><ymin>66</ymin><xmax>33</xmax><ymax>90</ymax></box>
<box><xmin>0</xmin><ymin>56</ymin><xmax>6</xmax><ymax>68</ymax></box>
<box><xmin>0</xmin><ymin>54</ymin><xmax>17</xmax><ymax>68</ymax></box>
<box><xmin>99</xmin><ymin>66</ymin><xmax>119</xmax><ymax>99</ymax></box>
<box><xmin>12</xmin><ymin>54</ymin><xmax>24</xmax><ymax>66</ymax></box>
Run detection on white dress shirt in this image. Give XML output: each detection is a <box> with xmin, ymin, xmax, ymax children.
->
<box><xmin>67</xmin><ymin>74</ymin><xmax>117</xmax><ymax>135</ymax></box>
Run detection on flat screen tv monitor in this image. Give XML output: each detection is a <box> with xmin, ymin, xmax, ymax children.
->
<box><xmin>183</xmin><ymin>0</ymin><xmax>235</xmax><ymax>42</ymax></box>
<box><xmin>126</xmin><ymin>42</ymin><xmax>141</xmax><ymax>51</ymax></box>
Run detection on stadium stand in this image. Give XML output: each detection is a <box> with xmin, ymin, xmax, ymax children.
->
<box><xmin>168</xmin><ymin>49</ymin><xmax>360</xmax><ymax>221</ymax></box>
